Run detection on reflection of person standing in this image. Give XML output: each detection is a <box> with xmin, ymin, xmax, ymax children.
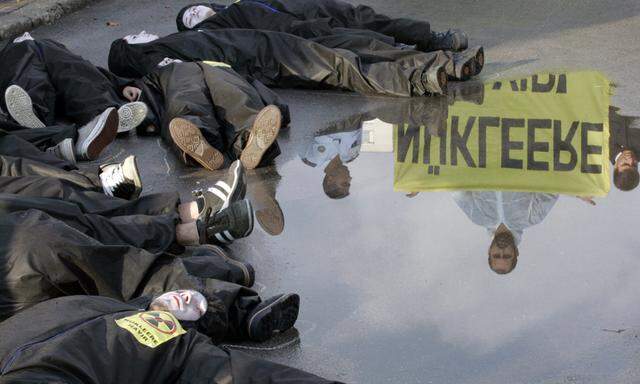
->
<box><xmin>609</xmin><ymin>107</ymin><xmax>639</xmax><ymax>191</ymax></box>
<box><xmin>301</xmin><ymin>122</ymin><xmax>361</xmax><ymax>199</ymax></box>
<box><xmin>453</xmin><ymin>191</ymin><xmax>559</xmax><ymax>275</ymax></box>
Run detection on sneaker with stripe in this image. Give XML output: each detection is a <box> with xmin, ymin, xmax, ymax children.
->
<box><xmin>198</xmin><ymin>199</ymin><xmax>254</xmax><ymax>245</ymax></box>
<box><xmin>193</xmin><ymin>159</ymin><xmax>246</xmax><ymax>221</ymax></box>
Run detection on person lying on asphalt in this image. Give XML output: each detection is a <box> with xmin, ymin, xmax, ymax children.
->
<box><xmin>122</xmin><ymin>58</ymin><xmax>289</xmax><ymax>170</ymax></box>
<box><xmin>176</xmin><ymin>0</ymin><xmax>469</xmax><ymax>53</ymax></box>
<box><xmin>0</xmin><ymin>150</ymin><xmax>257</xmax><ymax>250</ymax></box>
<box><xmin>0</xmin><ymin>33</ymin><xmax>149</xmax><ymax>161</ymax></box>
<box><xmin>0</xmin><ymin>295</ymin><xmax>340</xmax><ymax>383</ymax></box>
<box><xmin>109</xmin><ymin>29</ymin><xmax>476</xmax><ymax>97</ymax></box>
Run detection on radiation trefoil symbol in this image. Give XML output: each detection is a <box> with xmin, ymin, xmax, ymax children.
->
<box><xmin>139</xmin><ymin>311</ymin><xmax>178</xmax><ymax>334</ymax></box>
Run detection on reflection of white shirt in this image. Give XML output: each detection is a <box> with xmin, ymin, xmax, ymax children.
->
<box><xmin>301</xmin><ymin>130</ymin><xmax>362</xmax><ymax>167</ymax></box>
<box><xmin>452</xmin><ymin>191</ymin><xmax>559</xmax><ymax>245</ymax></box>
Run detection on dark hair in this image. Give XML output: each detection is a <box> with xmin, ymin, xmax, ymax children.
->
<box><xmin>614</xmin><ymin>167</ymin><xmax>639</xmax><ymax>191</ymax></box>
<box><xmin>322</xmin><ymin>174</ymin><xmax>350</xmax><ymax>199</ymax></box>
<box><xmin>488</xmin><ymin>256</ymin><xmax>518</xmax><ymax>275</ymax></box>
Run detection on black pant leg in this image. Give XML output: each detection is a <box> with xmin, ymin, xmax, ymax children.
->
<box><xmin>0</xmin><ymin>128</ymin><xmax>75</xmax><ymax>169</ymax></box>
<box><xmin>153</xmin><ymin>62</ymin><xmax>226</xmax><ymax>151</ymax></box>
<box><xmin>36</xmin><ymin>39</ymin><xmax>125</xmax><ymax>125</ymax></box>
<box><xmin>0</xmin><ymin>174</ymin><xmax>180</xmax><ymax>216</ymax></box>
<box><xmin>0</xmin><ymin>210</ymin><xmax>190</xmax><ymax>321</ymax></box>
<box><xmin>0</xmin><ymin>154</ymin><xmax>99</xmax><ymax>185</ymax></box>
<box><xmin>0</xmin><ymin>41</ymin><xmax>57</xmax><ymax>125</ymax></box>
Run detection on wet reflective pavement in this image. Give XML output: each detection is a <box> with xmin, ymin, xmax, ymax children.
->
<box><xmin>16</xmin><ymin>0</ymin><xmax>640</xmax><ymax>382</ymax></box>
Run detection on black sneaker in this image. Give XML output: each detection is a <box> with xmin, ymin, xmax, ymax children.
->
<box><xmin>450</xmin><ymin>49</ymin><xmax>477</xmax><ymax>81</ymax></box>
<box><xmin>239</xmin><ymin>105</ymin><xmax>282</xmax><ymax>170</ymax></box>
<box><xmin>193</xmin><ymin>160</ymin><xmax>246</xmax><ymax>221</ymax></box>
<box><xmin>184</xmin><ymin>244</ymin><xmax>255</xmax><ymax>287</ymax></box>
<box><xmin>429</xmin><ymin>29</ymin><xmax>469</xmax><ymax>52</ymax></box>
<box><xmin>198</xmin><ymin>199</ymin><xmax>254</xmax><ymax>245</ymax></box>
<box><xmin>421</xmin><ymin>64</ymin><xmax>448</xmax><ymax>95</ymax></box>
<box><xmin>246</xmin><ymin>293</ymin><xmax>300</xmax><ymax>342</ymax></box>
<box><xmin>99</xmin><ymin>155</ymin><xmax>143</xmax><ymax>200</ymax></box>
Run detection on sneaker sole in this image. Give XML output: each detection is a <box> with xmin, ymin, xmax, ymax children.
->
<box><xmin>4</xmin><ymin>85</ymin><xmax>45</xmax><ymax>128</ymax></box>
<box><xmin>240</xmin><ymin>105</ymin><xmax>281</xmax><ymax>170</ymax></box>
<box><xmin>248</xmin><ymin>294</ymin><xmax>300</xmax><ymax>342</ymax></box>
<box><xmin>454</xmin><ymin>54</ymin><xmax>475</xmax><ymax>81</ymax></box>
<box><xmin>199</xmin><ymin>244</ymin><xmax>255</xmax><ymax>287</ymax></box>
<box><xmin>118</xmin><ymin>102</ymin><xmax>148</xmax><ymax>133</ymax></box>
<box><xmin>169</xmin><ymin>118</ymin><xmax>224</xmax><ymax>171</ymax></box>
<box><xmin>85</xmin><ymin>108</ymin><xmax>119</xmax><ymax>160</ymax></box>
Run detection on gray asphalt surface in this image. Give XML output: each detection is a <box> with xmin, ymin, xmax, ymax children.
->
<box><xmin>11</xmin><ymin>0</ymin><xmax>640</xmax><ymax>383</ymax></box>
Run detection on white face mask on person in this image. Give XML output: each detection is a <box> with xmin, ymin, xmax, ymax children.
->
<box><xmin>123</xmin><ymin>31</ymin><xmax>160</xmax><ymax>45</ymax></box>
<box><xmin>183</xmin><ymin>5</ymin><xmax>216</xmax><ymax>29</ymax></box>
<box><xmin>149</xmin><ymin>290</ymin><xmax>208</xmax><ymax>321</ymax></box>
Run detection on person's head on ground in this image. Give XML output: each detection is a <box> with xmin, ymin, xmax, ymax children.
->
<box><xmin>149</xmin><ymin>290</ymin><xmax>207</xmax><ymax>321</ymax></box>
<box><xmin>614</xmin><ymin>149</ymin><xmax>639</xmax><ymax>191</ymax></box>
<box><xmin>323</xmin><ymin>155</ymin><xmax>351</xmax><ymax>199</ymax></box>
<box><xmin>178</xmin><ymin>4</ymin><xmax>217</xmax><ymax>30</ymax></box>
<box><xmin>488</xmin><ymin>223</ymin><xmax>518</xmax><ymax>275</ymax></box>
<box><xmin>123</xmin><ymin>31</ymin><xmax>159</xmax><ymax>45</ymax></box>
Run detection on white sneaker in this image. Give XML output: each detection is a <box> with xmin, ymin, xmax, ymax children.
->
<box><xmin>4</xmin><ymin>85</ymin><xmax>45</xmax><ymax>128</ymax></box>
<box><xmin>75</xmin><ymin>108</ymin><xmax>118</xmax><ymax>160</ymax></box>
<box><xmin>117</xmin><ymin>101</ymin><xmax>148</xmax><ymax>133</ymax></box>
<box><xmin>46</xmin><ymin>138</ymin><xmax>77</xmax><ymax>164</ymax></box>
<box><xmin>99</xmin><ymin>155</ymin><xmax>143</xmax><ymax>200</ymax></box>
<box><xmin>13</xmin><ymin>32</ymin><xmax>34</xmax><ymax>43</ymax></box>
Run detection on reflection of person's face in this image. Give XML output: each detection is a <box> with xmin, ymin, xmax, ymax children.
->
<box><xmin>183</xmin><ymin>5</ymin><xmax>216</xmax><ymax>29</ymax></box>
<box><xmin>327</xmin><ymin>165</ymin><xmax>352</xmax><ymax>191</ymax></box>
<box><xmin>615</xmin><ymin>150</ymin><xmax>638</xmax><ymax>172</ymax></box>
<box><xmin>488</xmin><ymin>227</ymin><xmax>518</xmax><ymax>274</ymax></box>
<box><xmin>149</xmin><ymin>290</ymin><xmax>207</xmax><ymax>321</ymax></box>
<box><xmin>123</xmin><ymin>31</ymin><xmax>159</xmax><ymax>44</ymax></box>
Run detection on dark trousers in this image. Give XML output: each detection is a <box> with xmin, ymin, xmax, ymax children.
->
<box><xmin>262</xmin><ymin>0</ymin><xmax>433</xmax><ymax>50</ymax></box>
<box><xmin>143</xmin><ymin>61</ymin><xmax>282</xmax><ymax>162</ymax></box>
<box><xmin>0</xmin><ymin>39</ymin><xmax>124</xmax><ymax>126</ymax></box>
<box><xmin>109</xmin><ymin>29</ymin><xmax>450</xmax><ymax>97</ymax></box>
<box><xmin>0</xmin><ymin>126</ymin><xmax>75</xmax><ymax>169</ymax></box>
<box><xmin>0</xmin><ymin>210</ymin><xmax>261</xmax><ymax>341</ymax></box>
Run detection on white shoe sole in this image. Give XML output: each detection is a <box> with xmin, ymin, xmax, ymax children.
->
<box><xmin>4</xmin><ymin>85</ymin><xmax>45</xmax><ymax>128</ymax></box>
<box><xmin>118</xmin><ymin>102</ymin><xmax>148</xmax><ymax>133</ymax></box>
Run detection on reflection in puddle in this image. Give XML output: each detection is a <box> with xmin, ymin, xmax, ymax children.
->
<box><xmin>297</xmin><ymin>70</ymin><xmax>639</xmax><ymax>276</ymax></box>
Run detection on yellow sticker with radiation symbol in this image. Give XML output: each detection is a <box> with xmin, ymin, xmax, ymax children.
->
<box><xmin>116</xmin><ymin>311</ymin><xmax>186</xmax><ymax>348</ymax></box>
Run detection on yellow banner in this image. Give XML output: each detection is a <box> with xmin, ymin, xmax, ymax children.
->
<box><xmin>116</xmin><ymin>311</ymin><xmax>186</xmax><ymax>348</ymax></box>
<box><xmin>203</xmin><ymin>60</ymin><xmax>232</xmax><ymax>68</ymax></box>
<box><xmin>394</xmin><ymin>71</ymin><xmax>612</xmax><ymax>196</ymax></box>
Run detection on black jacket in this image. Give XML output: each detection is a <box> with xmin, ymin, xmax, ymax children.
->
<box><xmin>177</xmin><ymin>0</ymin><xmax>429</xmax><ymax>48</ymax></box>
<box><xmin>0</xmin><ymin>296</ymin><xmax>342</xmax><ymax>383</ymax></box>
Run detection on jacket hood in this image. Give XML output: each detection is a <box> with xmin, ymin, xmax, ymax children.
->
<box><xmin>176</xmin><ymin>3</ymin><xmax>227</xmax><ymax>31</ymax></box>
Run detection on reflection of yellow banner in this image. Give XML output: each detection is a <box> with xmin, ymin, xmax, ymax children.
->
<box><xmin>394</xmin><ymin>71</ymin><xmax>611</xmax><ymax>196</ymax></box>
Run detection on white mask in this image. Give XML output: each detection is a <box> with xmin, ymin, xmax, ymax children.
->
<box><xmin>183</xmin><ymin>5</ymin><xmax>216</xmax><ymax>29</ymax></box>
<box><xmin>149</xmin><ymin>290</ymin><xmax>207</xmax><ymax>321</ymax></box>
<box><xmin>123</xmin><ymin>30</ymin><xmax>160</xmax><ymax>45</ymax></box>
<box><xmin>157</xmin><ymin>57</ymin><xmax>183</xmax><ymax>67</ymax></box>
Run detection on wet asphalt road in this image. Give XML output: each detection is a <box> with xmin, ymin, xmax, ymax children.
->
<box><xmin>12</xmin><ymin>0</ymin><xmax>640</xmax><ymax>383</ymax></box>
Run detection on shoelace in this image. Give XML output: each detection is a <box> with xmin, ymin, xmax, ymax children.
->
<box><xmin>101</xmin><ymin>165</ymin><xmax>125</xmax><ymax>197</ymax></box>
